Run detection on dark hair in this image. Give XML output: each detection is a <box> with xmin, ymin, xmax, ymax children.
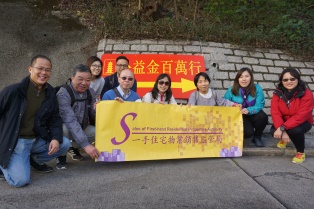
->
<box><xmin>116</xmin><ymin>55</ymin><xmax>129</xmax><ymax>64</ymax></box>
<box><xmin>231</xmin><ymin>67</ymin><xmax>256</xmax><ymax>96</ymax></box>
<box><xmin>31</xmin><ymin>55</ymin><xmax>52</xmax><ymax>68</ymax></box>
<box><xmin>151</xmin><ymin>73</ymin><xmax>173</xmax><ymax>102</ymax></box>
<box><xmin>85</xmin><ymin>56</ymin><xmax>103</xmax><ymax>79</ymax></box>
<box><xmin>72</xmin><ymin>64</ymin><xmax>91</xmax><ymax>76</ymax></box>
<box><xmin>194</xmin><ymin>72</ymin><xmax>210</xmax><ymax>90</ymax></box>
<box><xmin>277</xmin><ymin>67</ymin><xmax>306</xmax><ymax>92</ymax></box>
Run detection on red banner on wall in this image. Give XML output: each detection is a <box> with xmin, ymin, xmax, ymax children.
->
<box><xmin>101</xmin><ymin>54</ymin><xmax>206</xmax><ymax>99</ymax></box>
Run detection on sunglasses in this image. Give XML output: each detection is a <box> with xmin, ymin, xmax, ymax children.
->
<box><xmin>282</xmin><ymin>78</ymin><xmax>296</xmax><ymax>82</ymax></box>
<box><xmin>158</xmin><ymin>81</ymin><xmax>169</xmax><ymax>86</ymax></box>
<box><xmin>120</xmin><ymin>77</ymin><xmax>134</xmax><ymax>81</ymax></box>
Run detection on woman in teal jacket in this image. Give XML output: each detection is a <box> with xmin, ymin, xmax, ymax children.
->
<box><xmin>224</xmin><ymin>67</ymin><xmax>268</xmax><ymax>147</ymax></box>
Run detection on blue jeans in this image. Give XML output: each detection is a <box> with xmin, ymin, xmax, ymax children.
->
<box><xmin>0</xmin><ymin>137</ymin><xmax>70</xmax><ymax>188</ymax></box>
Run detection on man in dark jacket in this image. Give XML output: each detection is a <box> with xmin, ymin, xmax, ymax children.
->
<box><xmin>100</xmin><ymin>55</ymin><xmax>137</xmax><ymax>98</ymax></box>
<box><xmin>0</xmin><ymin>55</ymin><xmax>70</xmax><ymax>187</ymax></box>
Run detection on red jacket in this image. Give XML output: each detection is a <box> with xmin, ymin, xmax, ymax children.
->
<box><xmin>271</xmin><ymin>88</ymin><xmax>314</xmax><ymax>130</ymax></box>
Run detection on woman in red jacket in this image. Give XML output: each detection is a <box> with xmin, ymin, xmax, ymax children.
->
<box><xmin>271</xmin><ymin>68</ymin><xmax>313</xmax><ymax>164</ymax></box>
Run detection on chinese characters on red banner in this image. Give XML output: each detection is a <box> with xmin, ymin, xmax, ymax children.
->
<box><xmin>101</xmin><ymin>54</ymin><xmax>206</xmax><ymax>99</ymax></box>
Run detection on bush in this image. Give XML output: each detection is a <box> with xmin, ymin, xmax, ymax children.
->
<box><xmin>40</xmin><ymin>0</ymin><xmax>314</xmax><ymax>60</ymax></box>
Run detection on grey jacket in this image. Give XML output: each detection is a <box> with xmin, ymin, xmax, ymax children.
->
<box><xmin>188</xmin><ymin>89</ymin><xmax>235</xmax><ymax>106</ymax></box>
<box><xmin>90</xmin><ymin>77</ymin><xmax>105</xmax><ymax>99</ymax></box>
<box><xmin>57</xmin><ymin>84</ymin><xmax>96</xmax><ymax>148</ymax></box>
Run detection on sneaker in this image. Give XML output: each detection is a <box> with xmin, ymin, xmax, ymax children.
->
<box><xmin>56</xmin><ymin>156</ymin><xmax>67</xmax><ymax>170</ymax></box>
<box><xmin>277</xmin><ymin>140</ymin><xmax>287</xmax><ymax>149</ymax></box>
<box><xmin>30</xmin><ymin>157</ymin><xmax>53</xmax><ymax>173</ymax></box>
<box><xmin>292</xmin><ymin>152</ymin><xmax>305</xmax><ymax>164</ymax></box>
<box><xmin>68</xmin><ymin>147</ymin><xmax>83</xmax><ymax>161</ymax></box>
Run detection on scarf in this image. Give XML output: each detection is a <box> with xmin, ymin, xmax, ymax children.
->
<box><xmin>240</xmin><ymin>88</ymin><xmax>256</xmax><ymax>108</ymax></box>
<box><xmin>283</xmin><ymin>88</ymin><xmax>297</xmax><ymax>100</ymax></box>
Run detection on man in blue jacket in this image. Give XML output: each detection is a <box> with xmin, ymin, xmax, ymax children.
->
<box><xmin>0</xmin><ymin>55</ymin><xmax>71</xmax><ymax>187</ymax></box>
<box><xmin>102</xmin><ymin>69</ymin><xmax>140</xmax><ymax>102</ymax></box>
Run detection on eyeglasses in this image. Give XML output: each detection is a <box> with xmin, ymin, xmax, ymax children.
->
<box><xmin>33</xmin><ymin>66</ymin><xmax>52</xmax><ymax>73</ymax></box>
<box><xmin>158</xmin><ymin>81</ymin><xmax>169</xmax><ymax>86</ymax></box>
<box><xmin>120</xmin><ymin>77</ymin><xmax>134</xmax><ymax>81</ymax></box>
<box><xmin>282</xmin><ymin>78</ymin><xmax>297</xmax><ymax>82</ymax></box>
<box><xmin>116</xmin><ymin>64</ymin><xmax>128</xmax><ymax>68</ymax></box>
<box><xmin>91</xmin><ymin>65</ymin><xmax>101</xmax><ymax>69</ymax></box>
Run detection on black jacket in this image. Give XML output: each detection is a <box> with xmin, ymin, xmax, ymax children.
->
<box><xmin>0</xmin><ymin>76</ymin><xmax>63</xmax><ymax>168</ymax></box>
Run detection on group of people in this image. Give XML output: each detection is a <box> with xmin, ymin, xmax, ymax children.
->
<box><xmin>0</xmin><ymin>54</ymin><xmax>313</xmax><ymax>188</ymax></box>
<box><xmin>188</xmin><ymin>67</ymin><xmax>313</xmax><ymax>164</ymax></box>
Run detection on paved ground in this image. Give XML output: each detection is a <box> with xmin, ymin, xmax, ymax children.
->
<box><xmin>1</xmin><ymin>134</ymin><xmax>314</xmax><ymax>208</ymax></box>
<box><xmin>1</xmin><ymin>154</ymin><xmax>313</xmax><ymax>209</ymax></box>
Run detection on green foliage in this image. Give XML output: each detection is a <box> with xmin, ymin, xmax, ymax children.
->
<box><xmin>56</xmin><ymin>0</ymin><xmax>314</xmax><ymax>60</ymax></box>
<box><xmin>204</xmin><ymin>0</ymin><xmax>314</xmax><ymax>59</ymax></box>
<box><xmin>271</xmin><ymin>15</ymin><xmax>304</xmax><ymax>42</ymax></box>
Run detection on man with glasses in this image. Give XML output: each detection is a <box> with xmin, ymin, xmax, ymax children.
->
<box><xmin>100</xmin><ymin>55</ymin><xmax>137</xmax><ymax>98</ymax></box>
<box><xmin>102</xmin><ymin>69</ymin><xmax>140</xmax><ymax>102</ymax></box>
<box><xmin>0</xmin><ymin>55</ymin><xmax>71</xmax><ymax>187</ymax></box>
<box><xmin>56</xmin><ymin>64</ymin><xmax>99</xmax><ymax>168</ymax></box>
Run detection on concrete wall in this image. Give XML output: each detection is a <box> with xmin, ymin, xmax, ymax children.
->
<box><xmin>0</xmin><ymin>1</ymin><xmax>97</xmax><ymax>90</ymax></box>
<box><xmin>96</xmin><ymin>39</ymin><xmax>314</xmax><ymax>134</ymax></box>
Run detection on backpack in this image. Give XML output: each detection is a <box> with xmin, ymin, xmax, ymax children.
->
<box><xmin>109</xmin><ymin>74</ymin><xmax>115</xmax><ymax>89</ymax></box>
<box><xmin>55</xmin><ymin>78</ymin><xmax>92</xmax><ymax>107</ymax></box>
<box><xmin>113</xmin><ymin>88</ymin><xmax>122</xmax><ymax>98</ymax></box>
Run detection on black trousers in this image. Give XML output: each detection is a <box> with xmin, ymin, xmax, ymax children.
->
<box><xmin>243</xmin><ymin>110</ymin><xmax>268</xmax><ymax>138</ymax></box>
<box><xmin>270</xmin><ymin>121</ymin><xmax>312</xmax><ymax>153</ymax></box>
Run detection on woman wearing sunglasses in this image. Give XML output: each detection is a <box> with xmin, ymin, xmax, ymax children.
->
<box><xmin>141</xmin><ymin>73</ymin><xmax>177</xmax><ymax>104</ymax></box>
<box><xmin>188</xmin><ymin>72</ymin><xmax>237</xmax><ymax>107</ymax></box>
<box><xmin>86</xmin><ymin>56</ymin><xmax>104</xmax><ymax>100</ymax></box>
<box><xmin>270</xmin><ymin>68</ymin><xmax>313</xmax><ymax>164</ymax></box>
<box><xmin>224</xmin><ymin>68</ymin><xmax>268</xmax><ymax>147</ymax></box>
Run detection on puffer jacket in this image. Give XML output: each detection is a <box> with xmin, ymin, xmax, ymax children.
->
<box><xmin>271</xmin><ymin>88</ymin><xmax>314</xmax><ymax>130</ymax></box>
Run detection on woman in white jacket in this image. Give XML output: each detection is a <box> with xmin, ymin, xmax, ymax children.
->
<box><xmin>142</xmin><ymin>73</ymin><xmax>177</xmax><ymax>104</ymax></box>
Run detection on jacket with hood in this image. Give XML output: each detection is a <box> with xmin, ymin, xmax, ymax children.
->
<box><xmin>271</xmin><ymin>88</ymin><xmax>314</xmax><ymax>130</ymax></box>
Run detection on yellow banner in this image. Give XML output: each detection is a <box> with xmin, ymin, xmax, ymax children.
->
<box><xmin>96</xmin><ymin>101</ymin><xmax>243</xmax><ymax>162</ymax></box>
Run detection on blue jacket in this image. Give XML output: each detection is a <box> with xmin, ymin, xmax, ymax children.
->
<box><xmin>102</xmin><ymin>88</ymin><xmax>140</xmax><ymax>101</ymax></box>
<box><xmin>100</xmin><ymin>72</ymin><xmax>137</xmax><ymax>98</ymax></box>
<box><xmin>224</xmin><ymin>83</ymin><xmax>265</xmax><ymax>115</ymax></box>
<box><xmin>0</xmin><ymin>76</ymin><xmax>63</xmax><ymax>168</ymax></box>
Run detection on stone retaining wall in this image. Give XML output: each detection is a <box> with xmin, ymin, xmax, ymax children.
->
<box><xmin>97</xmin><ymin>39</ymin><xmax>314</xmax><ymax>134</ymax></box>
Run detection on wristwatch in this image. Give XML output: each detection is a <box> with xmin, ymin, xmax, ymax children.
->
<box><xmin>280</xmin><ymin>126</ymin><xmax>285</xmax><ymax>131</ymax></box>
